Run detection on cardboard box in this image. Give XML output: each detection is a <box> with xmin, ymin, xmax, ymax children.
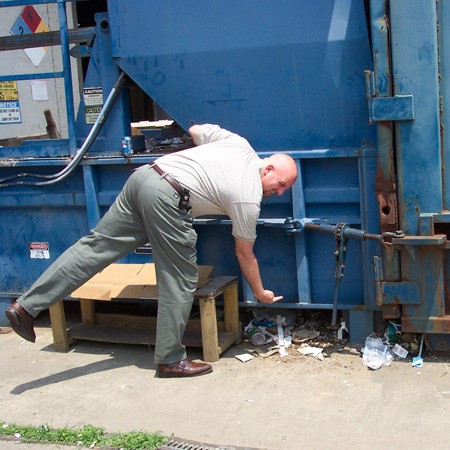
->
<box><xmin>71</xmin><ymin>263</ymin><xmax>213</xmax><ymax>301</ymax></box>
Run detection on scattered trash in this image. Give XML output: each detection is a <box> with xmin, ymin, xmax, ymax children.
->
<box><xmin>235</xmin><ymin>353</ymin><xmax>254</xmax><ymax>363</ymax></box>
<box><xmin>297</xmin><ymin>344</ymin><xmax>324</xmax><ymax>361</ymax></box>
<box><xmin>412</xmin><ymin>357</ymin><xmax>423</xmax><ymax>368</ymax></box>
<box><xmin>240</xmin><ymin>311</ymin><xmax>431</xmax><ymax>367</ymax></box>
<box><xmin>275</xmin><ymin>315</ymin><xmax>290</xmax><ymax>357</ymax></box>
<box><xmin>337</xmin><ymin>321</ymin><xmax>349</xmax><ymax>340</ymax></box>
<box><xmin>392</xmin><ymin>343</ymin><xmax>408</xmax><ymax>359</ymax></box>
<box><xmin>362</xmin><ymin>333</ymin><xmax>393</xmax><ymax>370</ymax></box>
<box><xmin>241</xmin><ymin>310</ymin><xmax>348</xmax><ymax>362</ymax></box>
<box><xmin>410</xmin><ymin>340</ymin><xmax>419</xmax><ymax>352</ymax></box>
<box><xmin>412</xmin><ymin>334</ymin><xmax>425</xmax><ymax>368</ymax></box>
<box><xmin>160</xmin><ymin>137</ymin><xmax>183</xmax><ymax>145</ymax></box>
<box><xmin>249</xmin><ymin>329</ymin><xmax>267</xmax><ymax>346</ymax></box>
<box><xmin>291</xmin><ymin>328</ymin><xmax>320</xmax><ymax>343</ymax></box>
<box><xmin>385</xmin><ymin>321</ymin><xmax>402</xmax><ymax>344</ymax></box>
<box><xmin>244</xmin><ymin>313</ymin><xmax>293</xmax><ymax>349</ymax></box>
<box><xmin>254</xmin><ymin>348</ymin><xmax>278</xmax><ymax>358</ymax></box>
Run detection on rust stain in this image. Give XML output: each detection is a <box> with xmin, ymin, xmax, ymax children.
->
<box><xmin>375</xmin><ymin>158</ymin><xmax>399</xmax><ymax>233</ymax></box>
<box><xmin>382</xmin><ymin>304</ymin><xmax>401</xmax><ymax>319</ymax></box>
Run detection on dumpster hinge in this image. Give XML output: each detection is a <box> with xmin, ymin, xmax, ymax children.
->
<box><xmin>365</xmin><ymin>70</ymin><xmax>415</xmax><ymax>123</ymax></box>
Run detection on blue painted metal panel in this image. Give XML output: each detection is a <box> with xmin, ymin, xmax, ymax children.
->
<box><xmin>0</xmin><ymin>0</ymin><xmax>383</xmax><ymax>342</ymax></box>
<box><xmin>371</xmin><ymin>0</ymin><xmax>450</xmax><ymax>335</ymax></box>
<box><xmin>382</xmin><ymin>282</ymin><xmax>420</xmax><ymax>305</ymax></box>
<box><xmin>0</xmin><ymin>167</ymin><xmax>88</xmax><ymax>294</ymax></box>
<box><xmin>74</xmin><ymin>13</ymin><xmax>131</xmax><ymax>154</ymax></box>
<box><xmin>108</xmin><ymin>0</ymin><xmax>375</xmax><ymax>151</ymax></box>
<box><xmin>390</xmin><ymin>0</ymin><xmax>442</xmax><ymax>233</ymax></box>
<box><xmin>438</xmin><ymin>1</ymin><xmax>450</xmax><ymax>210</ymax></box>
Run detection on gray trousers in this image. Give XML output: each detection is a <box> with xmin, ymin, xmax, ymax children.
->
<box><xmin>17</xmin><ymin>164</ymin><xmax>198</xmax><ymax>364</ymax></box>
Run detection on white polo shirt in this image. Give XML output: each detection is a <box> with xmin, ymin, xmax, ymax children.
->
<box><xmin>157</xmin><ymin>124</ymin><xmax>263</xmax><ymax>242</ymax></box>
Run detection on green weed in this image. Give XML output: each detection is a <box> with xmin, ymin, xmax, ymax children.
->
<box><xmin>0</xmin><ymin>422</ymin><xmax>168</xmax><ymax>449</ymax></box>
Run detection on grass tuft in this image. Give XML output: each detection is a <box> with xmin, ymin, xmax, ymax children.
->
<box><xmin>1</xmin><ymin>422</ymin><xmax>168</xmax><ymax>449</ymax></box>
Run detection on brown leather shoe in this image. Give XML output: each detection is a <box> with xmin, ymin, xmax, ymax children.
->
<box><xmin>5</xmin><ymin>302</ymin><xmax>36</xmax><ymax>343</ymax></box>
<box><xmin>157</xmin><ymin>359</ymin><xmax>213</xmax><ymax>378</ymax></box>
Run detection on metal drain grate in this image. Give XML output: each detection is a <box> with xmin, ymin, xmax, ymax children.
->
<box><xmin>158</xmin><ymin>437</ymin><xmax>260</xmax><ymax>450</ymax></box>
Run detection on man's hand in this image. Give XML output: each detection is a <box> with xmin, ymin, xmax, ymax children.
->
<box><xmin>256</xmin><ymin>290</ymin><xmax>283</xmax><ymax>304</ymax></box>
<box><xmin>235</xmin><ymin>238</ymin><xmax>285</xmax><ymax>304</ymax></box>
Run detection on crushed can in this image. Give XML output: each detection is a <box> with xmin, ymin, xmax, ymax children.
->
<box><xmin>249</xmin><ymin>329</ymin><xmax>266</xmax><ymax>346</ymax></box>
<box><xmin>121</xmin><ymin>136</ymin><xmax>133</xmax><ymax>156</ymax></box>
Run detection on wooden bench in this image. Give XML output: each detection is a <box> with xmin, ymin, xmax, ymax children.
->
<box><xmin>49</xmin><ymin>276</ymin><xmax>241</xmax><ymax>362</ymax></box>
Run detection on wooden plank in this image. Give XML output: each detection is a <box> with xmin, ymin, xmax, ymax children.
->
<box><xmin>218</xmin><ymin>331</ymin><xmax>239</xmax><ymax>354</ymax></box>
<box><xmin>68</xmin><ymin>324</ymin><xmax>204</xmax><ymax>348</ymax></box>
<box><xmin>194</xmin><ymin>276</ymin><xmax>237</xmax><ymax>298</ymax></box>
<box><xmin>95</xmin><ymin>312</ymin><xmax>204</xmax><ymax>332</ymax></box>
<box><xmin>74</xmin><ymin>276</ymin><xmax>237</xmax><ymax>301</ymax></box>
<box><xmin>49</xmin><ymin>302</ymin><xmax>69</xmax><ymax>352</ymax></box>
<box><xmin>223</xmin><ymin>281</ymin><xmax>241</xmax><ymax>344</ymax></box>
<box><xmin>80</xmin><ymin>299</ymin><xmax>96</xmax><ymax>325</ymax></box>
<box><xmin>0</xmin><ymin>133</ymin><xmax>48</xmax><ymax>147</ymax></box>
<box><xmin>199</xmin><ymin>297</ymin><xmax>220</xmax><ymax>362</ymax></box>
<box><xmin>96</xmin><ymin>313</ymin><xmax>157</xmax><ymax>330</ymax></box>
<box><xmin>69</xmin><ymin>324</ymin><xmax>153</xmax><ymax>346</ymax></box>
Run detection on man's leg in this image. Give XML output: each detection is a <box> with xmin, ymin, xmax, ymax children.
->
<box><xmin>14</xmin><ymin>168</ymin><xmax>149</xmax><ymax>318</ymax></box>
<box><xmin>134</xmin><ymin>166</ymin><xmax>198</xmax><ymax>364</ymax></box>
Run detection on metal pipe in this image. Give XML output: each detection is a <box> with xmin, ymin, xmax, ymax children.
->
<box><xmin>0</xmin><ymin>71</ymin><xmax>127</xmax><ymax>188</ymax></box>
<box><xmin>57</xmin><ymin>0</ymin><xmax>77</xmax><ymax>154</ymax></box>
<box><xmin>0</xmin><ymin>27</ymin><xmax>95</xmax><ymax>52</ymax></box>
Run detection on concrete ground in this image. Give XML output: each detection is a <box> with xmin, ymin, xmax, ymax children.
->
<box><xmin>1</xmin><ymin>312</ymin><xmax>450</xmax><ymax>450</ymax></box>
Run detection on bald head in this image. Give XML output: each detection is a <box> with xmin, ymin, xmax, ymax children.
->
<box><xmin>260</xmin><ymin>154</ymin><xmax>297</xmax><ymax>198</ymax></box>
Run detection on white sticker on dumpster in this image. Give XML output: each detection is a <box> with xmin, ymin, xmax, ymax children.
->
<box><xmin>85</xmin><ymin>106</ymin><xmax>102</xmax><ymax>124</ymax></box>
<box><xmin>83</xmin><ymin>87</ymin><xmax>103</xmax><ymax>106</ymax></box>
<box><xmin>29</xmin><ymin>242</ymin><xmax>50</xmax><ymax>259</ymax></box>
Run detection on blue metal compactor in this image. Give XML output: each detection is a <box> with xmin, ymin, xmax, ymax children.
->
<box><xmin>1</xmin><ymin>0</ymin><xmax>449</xmax><ymax>350</ymax></box>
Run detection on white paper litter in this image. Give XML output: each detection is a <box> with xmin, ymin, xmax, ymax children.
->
<box><xmin>297</xmin><ymin>344</ymin><xmax>324</xmax><ymax>361</ymax></box>
<box><xmin>235</xmin><ymin>353</ymin><xmax>254</xmax><ymax>363</ymax></box>
<box><xmin>337</xmin><ymin>321</ymin><xmax>349</xmax><ymax>340</ymax></box>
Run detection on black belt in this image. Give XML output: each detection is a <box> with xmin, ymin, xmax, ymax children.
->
<box><xmin>149</xmin><ymin>163</ymin><xmax>190</xmax><ymax>210</ymax></box>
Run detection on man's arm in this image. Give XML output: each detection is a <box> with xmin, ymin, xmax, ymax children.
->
<box><xmin>234</xmin><ymin>238</ymin><xmax>283</xmax><ymax>304</ymax></box>
<box><xmin>189</xmin><ymin>123</ymin><xmax>236</xmax><ymax>146</ymax></box>
<box><xmin>188</xmin><ymin>124</ymin><xmax>202</xmax><ymax>146</ymax></box>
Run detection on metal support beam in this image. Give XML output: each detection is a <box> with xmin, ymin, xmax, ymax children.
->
<box><xmin>0</xmin><ymin>27</ymin><xmax>95</xmax><ymax>51</ymax></box>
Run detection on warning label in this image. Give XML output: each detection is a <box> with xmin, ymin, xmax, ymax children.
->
<box><xmin>0</xmin><ymin>81</ymin><xmax>19</xmax><ymax>101</ymax></box>
<box><xmin>85</xmin><ymin>106</ymin><xmax>102</xmax><ymax>124</ymax></box>
<box><xmin>29</xmin><ymin>242</ymin><xmax>50</xmax><ymax>259</ymax></box>
<box><xmin>0</xmin><ymin>101</ymin><xmax>21</xmax><ymax>124</ymax></box>
<box><xmin>83</xmin><ymin>87</ymin><xmax>103</xmax><ymax>106</ymax></box>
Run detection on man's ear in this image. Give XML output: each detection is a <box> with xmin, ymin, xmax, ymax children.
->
<box><xmin>263</xmin><ymin>164</ymin><xmax>274</xmax><ymax>176</ymax></box>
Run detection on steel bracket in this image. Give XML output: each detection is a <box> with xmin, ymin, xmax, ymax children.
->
<box><xmin>373</xmin><ymin>257</ymin><xmax>421</xmax><ymax>306</ymax></box>
<box><xmin>367</xmin><ymin>95</ymin><xmax>415</xmax><ymax>123</ymax></box>
<box><xmin>365</xmin><ymin>71</ymin><xmax>415</xmax><ymax>123</ymax></box>
<box><xmin>379</xmin><ymin>281</ymin><xmax>421</xmax><ymax>305</ymax></box>
<box><xmin>392</xmin><ymin>234</ymin><xmax>447</xmax><ymax>246</ymax></box>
